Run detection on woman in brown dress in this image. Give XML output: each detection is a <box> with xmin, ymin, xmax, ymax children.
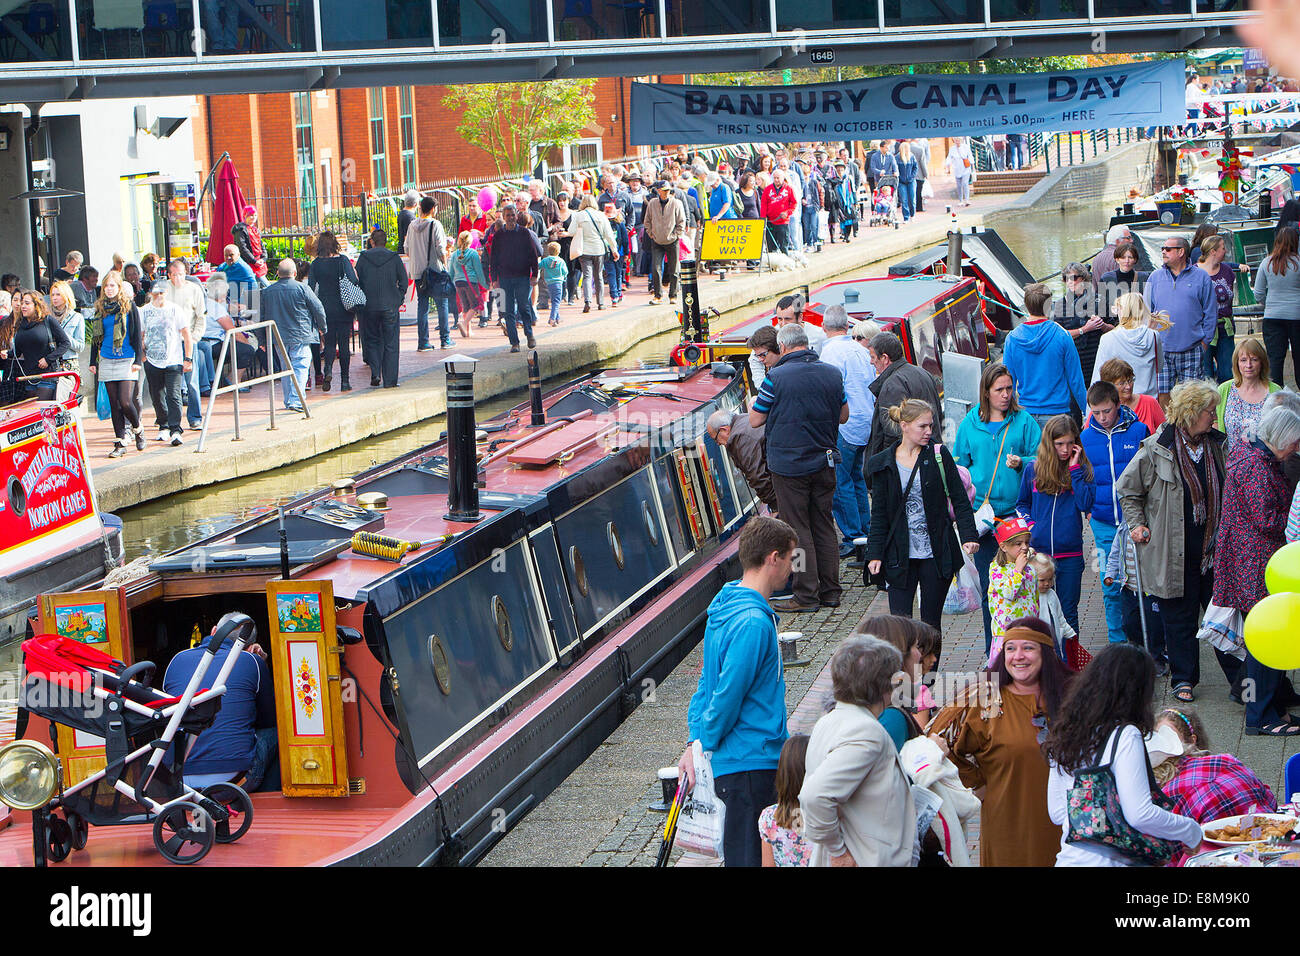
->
<box><xmin>929</xmin><ymin>618</ymin><xmax>1075</xmax><ymax>866</ymax></box>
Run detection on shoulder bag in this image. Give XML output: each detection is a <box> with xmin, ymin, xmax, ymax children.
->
<box><xmin>0</xmin><ymin>354</ymin><xmax>18</xmax><ymax>407</ymax></box>
<box><xmin>1064</xmin><ymin>727</ymin><xmax>1182</xmax><ymax>866</ymax></box>
<box><xmin>973</xmin><ymin>426</ymin><xmax>1011</xmax><ymax>535</ymax></box>
<box><xmin>338</xmin><ymin>257</ymin><xmax>367</xmax><ymax>312</ymax></box>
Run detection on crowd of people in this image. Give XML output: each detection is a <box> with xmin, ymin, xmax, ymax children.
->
<box><xmin>678</xmin><ymin>227</ymin><xmax>1300</xmax><ymax>863</ymax></box>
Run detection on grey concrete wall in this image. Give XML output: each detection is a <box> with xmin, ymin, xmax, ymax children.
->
<box><xmin>0</xmin><ymin>112</ymin><xmax>34</xmax><ymax>285</ymax></box>
<box><xmin>992</xmin><ymin>140</ymin><xmax>1162</xmax><ymax>219</ymax></box>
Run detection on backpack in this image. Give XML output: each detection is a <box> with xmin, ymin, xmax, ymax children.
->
<box><xmin>729</xmin><ymin>185</ymin><xmax>743</xmax><ymax>218</ymax></box>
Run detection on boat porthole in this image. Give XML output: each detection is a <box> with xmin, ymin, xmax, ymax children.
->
<box><xmin>643</xmin><ymin>502</ymin><xmax>659</xmax><ymax>548</ymax></box>
<box><xmin>7</xmin><ymin>476</ymin><xmax>25</xmax><ymax>518</ymax></box>
<box><xmin>428</xmin><ymin>634</ymin><xmax>451</xmax><ymax>695</ymax></box>
<box><xmin>569</xmin><ymin>545</ymin><xmax>589</xmax><ymax>597</ymax></box>
<box><xmin>608</xmin><ymin>521</ymin><xmax>625</xmax><ymax>570</ymax></box>
<box><xmin>493</xmin><ymin>595</ymin><xmax>513</xmax><ymax>652</ymax></box>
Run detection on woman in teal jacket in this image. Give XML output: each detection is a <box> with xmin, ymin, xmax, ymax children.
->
<box><xmin>953</xmin><ymin>362</ymin><xmax>1042</xmax><ymax>653</ymax></box>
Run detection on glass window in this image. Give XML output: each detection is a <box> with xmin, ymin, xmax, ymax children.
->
<box><xmin>194</xmin><ymin>0</ymin><xmax>313</xmax><ymax>56</ymax></box>
<box><xmin>777</xmin><ymin>0</ymin><xmax>875</xmax><ymax>32</ymax></box>
<box><xmin>550</xmin><ymin>0</ymin><xmax>659</xmax><ymax>41</ymax></box>
<box><xmin>0</xmin><ymin>1</ymin><xmax>77</xmax><ymax>62</ymax></box>
<box><xmin>293</xmin><ymin>92</ymin><xmax>318</xmax><ymax>228</ymax></box>
<box><xmin>989</xmin><ymin>0</ymin><xmax>1086</xmax><ymax>19</ymax></box>
<box><xmin>670</xmin><ymin>0</ymin><xmax>769</xmax><ymax>36</ymax></box>
<box><xmin>1093</xmin><ymin>0</ymin><xmax>1191</xmax><ymax>14</ymax></box>
<box><xmin>884</xmin><ymin>0</ymin><xmax>982</xmax><ymax>25</ymax></box>
<box><xmin>399</xmin><ymin>86</ymin><xmax>416</xmax><ymax>188</ymax></box>
<box><xmin>437</xmin><ymin>0</ymin><xmax>547</xmax><ymax>45</ymax></box>
<box><xmin>321</xmin><ymin>0</ymin><xmax>431</xmax><ymax>49</ymax></box>
<box><xmin>368</xmin><ymin>88</ymin><xmax>388</xmax><ymax>192</ymax></box>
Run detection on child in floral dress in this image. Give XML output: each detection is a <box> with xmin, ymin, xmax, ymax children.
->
<box><xmin>758</xmin><ymin>734</ymin><xmax>811</xmax><ymax>867</ymax></box>
<box><xmin>988</xmin><ymin>517</ymin><xmax>1038</xmax><ymax>665</ymax></box>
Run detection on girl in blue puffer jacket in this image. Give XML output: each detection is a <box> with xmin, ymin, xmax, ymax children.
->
<box><xmin>1016</xmin><ymin>414</ymin><xmax>1096</xmax><ymax>638</ymax></box>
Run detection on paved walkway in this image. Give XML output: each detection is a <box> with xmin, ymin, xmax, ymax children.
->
<box><xmin>485</xmin><ymin>524</ymin><xmax>1300</xmax><ymax>867</ymax></box>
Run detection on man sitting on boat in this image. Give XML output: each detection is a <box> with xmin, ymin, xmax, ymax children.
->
<box><xmin>163</xmin><ymin>612</ymin><xmax>279</xmax><ymax>792</ymax></box>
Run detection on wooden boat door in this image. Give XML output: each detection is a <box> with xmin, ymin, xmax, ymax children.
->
<box><xmin>265</xmin><ymin>580</ymin><xmax>349</xmax><ymax>797</ymax></box>
<box><xmin>36</xmin><ymin>588</ymin><xmax>131</xmax><ymax>788</ymax></box>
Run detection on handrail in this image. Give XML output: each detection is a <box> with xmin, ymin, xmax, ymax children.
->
<box><xmin>195</xmin><ymin>320</ymin><xmax>311</xmax><ymax>453</ymax></box>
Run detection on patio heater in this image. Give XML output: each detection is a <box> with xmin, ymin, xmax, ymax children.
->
<box><xmin>11</xmin><ymin>185</ymin><xmax>83</xmax><ymax>285</ymax></box>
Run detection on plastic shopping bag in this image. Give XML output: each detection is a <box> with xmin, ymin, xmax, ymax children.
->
<box><xmin>921</xmin><ymin>181</ymin><xmax>935</xmax><ymax>199</ymax></box>
<box><xmin>943</xmin><ymin>552</ymin><xmax>982</xmax><ymax>616</ymax></box>
<box><xmin>673</xmin><ymin>741</ymin><xmax>726</xmax><ymax>859</ymax></box>
<box><xmin>96</xmin><ymin>381</ymin><xmax>111</xmax><ymax>421</ymax></box>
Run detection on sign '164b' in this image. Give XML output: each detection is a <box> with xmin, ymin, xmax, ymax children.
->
<box><xmin>629</xmin><ymin>59</ymin><xmax>1186</xmax><ymax>145</ymax></box>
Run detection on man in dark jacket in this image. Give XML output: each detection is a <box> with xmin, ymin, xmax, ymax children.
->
<box><xmin>355</xmin><ymin>228</ymin><xmax>409</xmax><ymax>388</ymax></box>
<box><xmin>750</xmin><ymin>323</ymin><xmax>849</xmax><ymax>612</ymax></box>
<box><xmin>864</xmin><ymin>331</ymin><xmax>944</xmax><ymax>467</ymax></box>
<box><xmin>488</xmin><ymin>206</ymin><xmax>541</xmax><ymax>352</ymax></box>
<box><xmin>260</xmin><ymin>258</ymin><xmax>326</xmax><ymax>411</ymax></box>
<box><xmin>707</xmin><ymin>409</ymin><xmax>779</xmax><ymax>513</ymax></box>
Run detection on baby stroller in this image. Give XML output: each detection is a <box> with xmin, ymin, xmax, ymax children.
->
<box><xmin>15</xmin><ymin>613</ymin><xmax>257</xmax><ymax>865</ymax></box>
<box><xmin>870</xmin><ymin>175</ymin><xmax>902</xmax><ymax>229</ymax></box>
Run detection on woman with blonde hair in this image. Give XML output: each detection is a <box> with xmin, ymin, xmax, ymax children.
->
<box><xmin>1015</xmin><ymin>414</ymin><xmax>1096</xmax><ymax>636</ymax></box>
<box><xmin>566</xmin><ymin>193</ymin><xmax>618</xmax><ymax>313</ymax></box>
<box><xmin>1116</xmin><ymin>379</ymin><xmax>1228</xmax><ymax>703</ymax></box>
<box><xmin>1092</xmin><ymin>292</ymin><xmax>1168</xmax><ymax>396</ymax></box>
<box><xmin>1197</xmin><ymin>234</ymin><xmax>1250</xmax><ymax>383</ymax></box>
<box><xmin>47</xmin><ymin>279</ymin><xmax>85</xmax><ymax>399</ymax></box>
<box><xmin>1215</xmin><ymin>338</ymin><xmax>1280</xmax><ymax>457</ymax></box>
<box><xmin>865</xmin><ymin>398</ymin><xmax>979</xmax><ymax>655</ymax></box>
<box><xmin>89</xmin><ymin>271</ymin><xmax>145</xmax><ymax>456</ymax></box>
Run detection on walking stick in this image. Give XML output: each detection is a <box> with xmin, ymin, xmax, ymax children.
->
<box><xmin>1129</xmin><ymin>534</ymin><xmax>1151</xmax><ymax>655</ymax></box>
<box><xmin>654</xmin><ymin>779</ymin><xmax>686</xmax><ymax>868</ymax></box>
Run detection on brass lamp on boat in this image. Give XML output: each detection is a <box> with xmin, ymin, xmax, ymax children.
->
<box><xmin>0</xmin><ymin>740</ymin><xmax>60</xmax><ymax>811</ymax></box>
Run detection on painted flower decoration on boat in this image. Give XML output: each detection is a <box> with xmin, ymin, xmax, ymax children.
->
<box><xmin>296</xmin><ymin>657</ymin><xmax>319</xmax><ymax>720</ymax></box>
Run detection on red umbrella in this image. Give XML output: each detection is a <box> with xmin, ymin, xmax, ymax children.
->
<box><xmin>205</xmin><ymin>157</ymin><xmax>249</xmax><ymax>267</ymax></box>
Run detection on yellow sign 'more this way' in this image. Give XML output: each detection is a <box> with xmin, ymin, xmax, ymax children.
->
<box><xmin>701</xmin><ymin>219</ymin><xmax>766</xmax><ymax>261</ymax></box>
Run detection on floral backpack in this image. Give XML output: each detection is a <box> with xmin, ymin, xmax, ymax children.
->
<box><xmin>1064</xmin><ymin>726</ymin><xmax>1181</xmax><ymax>866</ymax></box>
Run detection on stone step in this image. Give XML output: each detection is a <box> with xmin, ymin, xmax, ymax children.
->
<box><xmin>973</xmin><ymin>170</ymin><xmax>1048</xmax><ymax>194</ymax></box>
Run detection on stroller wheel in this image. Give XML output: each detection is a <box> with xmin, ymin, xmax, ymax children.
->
<box><xmin>152</xmin><ymin>802</ymin><xmax>215</xmax><ymax>865</ymax></box>
<box><xmin>66</xmin><ymin>811</ymin><xmax>89</xmax><ymax>851</ymax></box>
<box><xmin>46</xmin><ymin>816</ymin><xmax>73</xmax><ymax>863</ymax></box>
<box><xmin>200</xmin><ymin>783</ymin><xmax>254</xmax><ymax>844</ymax></box>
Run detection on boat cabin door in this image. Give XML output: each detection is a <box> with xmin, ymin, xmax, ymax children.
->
<box><xmin>265</xmin><ymin>581</ymin><xmax>349</xmax><ymax>797</ymax></box>
<box><xmin>37</xmin><ymin>588</ymin><xmax>132</xmax><ymax>788</ymax></box>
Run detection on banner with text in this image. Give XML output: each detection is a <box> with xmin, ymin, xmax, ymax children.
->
<box><xmin>630</xmin><ymin>60</ymin><xmax>1185</xmax><ymax>145</ymax></box>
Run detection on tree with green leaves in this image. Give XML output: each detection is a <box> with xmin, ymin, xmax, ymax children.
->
<box><xmin>442</xmin><ymin>80</ymin><xmax>599</xmax><ymax>178</ymax></box>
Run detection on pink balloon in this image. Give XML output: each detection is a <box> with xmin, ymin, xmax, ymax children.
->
<box><xmin>477</xmin><ymin>186</ymin><xmax>497</xmax><ymax>212</ymax></box>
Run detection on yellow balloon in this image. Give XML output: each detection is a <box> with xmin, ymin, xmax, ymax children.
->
<box><xmin>1244</xmin><ymin>592</ymin><xmax>1300</xmax><ymax>670</ymax></box>
<box><xmin>1265</xmin><ymin>541</ymin><xmax>1300</xmax><ymax>595</ymax></box>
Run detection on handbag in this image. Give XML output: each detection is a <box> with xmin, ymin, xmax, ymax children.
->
<box><xmin>0</xmin><ymin>355</ymin><xmax>17</xmax><ymax>406</ymax></box>
<box><xmin>1064</xmin><ymin>727</ymin><xmax>1182</xmax><ymax>866</ymax></box>
<box><xmin>339</xmin><ymin>259</ymin><xmax>366</xmax><ymax>311</ymax></box>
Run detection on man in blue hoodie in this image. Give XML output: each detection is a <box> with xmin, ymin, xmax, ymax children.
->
<box><xmin>1002</xmin><ymin>282</ymin><xmax>1088</xmax><ymax>425</ymax></box>
<box><xmin>679</xmin><ymin>515</ymin><xmax>795</xmax><ymax>866</ymax></box>
<box><xmin>1080</xmin><ymin>380</ymin><xmax>1150</xmax><ymax>650</ymax></box>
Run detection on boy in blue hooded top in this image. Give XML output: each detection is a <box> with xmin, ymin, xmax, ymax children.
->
<box><xmin>1081</xmin><ymin>379</ymin><xmax>1149</xmax><ymax>645</ymax></box>
<box><xmin>1003</xmin><ymin>282</ymin><xmax>1088</xmax><ymax>419</ymax></box>
<box><xmin>680</xmin><ymin>515</ymin><xmax>794</xmax><ymax>867</ymax></box>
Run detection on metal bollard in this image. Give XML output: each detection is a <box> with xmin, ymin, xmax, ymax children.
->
<box><xmin>779</xmin><ymin>631</ymin><xmax>810</xmax><ymax>668</ymax></box>
<box><xmin>649</xmin><ymin>766</ymin><xmax>679</xmax><ymax>812</ymax></box>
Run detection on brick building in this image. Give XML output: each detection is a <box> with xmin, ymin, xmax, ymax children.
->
<box><xmin>192</xmin><ymin>78</ymin><xmax>641</xmax><ymax>231</ymax></box>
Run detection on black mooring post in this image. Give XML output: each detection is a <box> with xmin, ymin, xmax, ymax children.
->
<box><xmin>527</xmin><ymin>350</ymin><xmax>545</xmax><ymax>426</ymax></box>
<box><xmin>444</xmin><ymin>357</ymin><xmax>482</xmax><ymax>523</ymax></box>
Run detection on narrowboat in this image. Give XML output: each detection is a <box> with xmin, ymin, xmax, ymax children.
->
<box><xmin>0</xmin><ymin>375</ymin><xmax>123</xmax><ymax>648</ymax></box>
<box><xmin>0</xmin><ymin>334</ymin><xmax>760</xmax><ymax>866</ymax></box>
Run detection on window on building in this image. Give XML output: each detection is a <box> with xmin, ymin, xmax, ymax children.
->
<box><xmin>293</xmin><ymin>92</ymin><xmax>318</xmax><ymax>228</ymax></box>
<box><xmin>399</xmin><ymin>87</ymin><xmax>416</xmax><ymax>189</ymax></box>
<box><xmin>368</xmin><ymin>88</ymin><xmax>388</xmax><ymax>192</ymax></box>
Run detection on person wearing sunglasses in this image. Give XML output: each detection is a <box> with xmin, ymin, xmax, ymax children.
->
<box><xmin>1052</xmin><ymin>262</ymin><xmax>1111</xmax><ymax>383</ymax></box>
<box><xmin>1146</xmin><ymin>236</ymin><xmax>1216</xmax><ymax>411</ymax></box>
